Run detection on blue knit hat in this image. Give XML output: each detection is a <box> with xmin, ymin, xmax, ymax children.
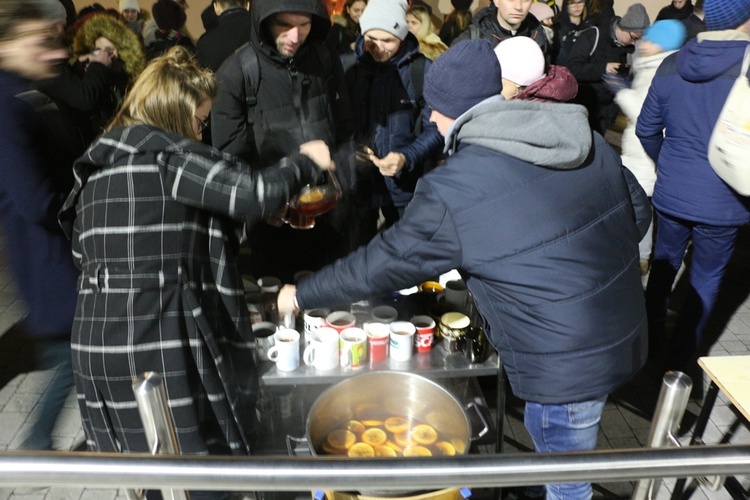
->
<box><xmin>644</xmin><ymin>20</ymin><xmax>686</xmax><ymax>51</ymax></box>
<box><xmin>705</xmin><ymin>0</ymin><xmax>750</xmax><ymax>30</ymax></box>
<box><xmin>424</xmin><ymin>39</ymin><xmax>503</xmax><ymax>119</ymax></box>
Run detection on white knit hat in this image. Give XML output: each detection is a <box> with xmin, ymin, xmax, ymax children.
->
<box><xmin>119</xmin><ymin>0</ymin><xmax>140</xmax><ymax>12</ymax></box>
<box><xmin>494</xmin><ymin>36</ymin><xmax>546</xmax><ymax>87</ymax></box>
<box><xmin>359</xmin><ymin>0</ymin><xmax>409</xmax><ymax>41</ymax></box>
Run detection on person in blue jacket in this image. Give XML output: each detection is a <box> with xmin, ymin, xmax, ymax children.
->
<box><xmin>280</xmin><ymin>39</ymin><xmax>650</xmax><ymax>500</ymax></box>
<box><xmin>636</xmin><ymin>0</ymin><xmax>750</xmax><ymax>371</ymax></box>
<box><xmin>0</xmin><ymin>0</ymin><xmax>78</xmax><ymax>451</ymax></box>
<box><xmin>348</xmin><ymin>0</ymin><xmax>443</xmax><ymax>247</ymax></box>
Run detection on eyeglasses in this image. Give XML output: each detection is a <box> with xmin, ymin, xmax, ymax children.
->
<box><xmin>195</xmin><ymin>115</ymin><xmax>209</xmax><ymax>133</ymax></box>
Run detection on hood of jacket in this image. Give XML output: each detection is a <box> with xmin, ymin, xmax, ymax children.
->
<box><xmin>676</xmin><ymin>32</ymin><xmax>750</xmax><ymax>83</ymax></box>
<box><xmin>250</xmin><ymin>0</ymin><xmax>331</xmax><ymax>60</ymax></box>
<box><xmin>515</xmin><ymin>64</ymin><xmax>579</xmax><ymax>103</ymax></box>
<box><xmin>72</xmin><ymin>13</ymin><xmax>145</xmax><ymax>80</ymax></box>
<box><xmin>448</xmin><ymin>99</ymin><xmax>593</xmax><ymax>170</ymax></box>
<box><xmin>632</xmin><ymin>49</ymin><xmax>674</xmax><ymax>73</ymax></box>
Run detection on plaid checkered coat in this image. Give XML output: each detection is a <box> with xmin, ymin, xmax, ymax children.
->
<box><xmin>59</xmin><ymin>124</ymin><xmax>321</xmax><ymax>456</ymax></box>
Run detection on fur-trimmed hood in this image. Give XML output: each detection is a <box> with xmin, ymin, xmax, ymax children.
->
<box><xmin>72</xmin><ymin>13</ymin><xmax>146</xmax><ymax>81</ymax></box>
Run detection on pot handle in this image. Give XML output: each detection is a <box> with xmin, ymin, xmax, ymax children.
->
<box><xmin>286</xmin><ymin>435</ymin><xmax>312</xmax><ymax>456</ymax></box>
<box><xmin>464</xmin><ymin>401</ymin><xmax>490</xmax><ymax>440</ymax></box>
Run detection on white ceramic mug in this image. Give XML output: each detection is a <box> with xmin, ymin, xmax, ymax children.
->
<box><xmin>303</xmin><ymin>307</ymin><xmax>330</xmax><ymax>345</ymax></box>
<box><xmin>303</xmin><ymin>327</ymin><xmax>339</xmax><ymax>371</ymax></box>
<box><xmin>252</xmin><ymin>321</ymin><xmax>277</xmax><ymax>361</ymax></box>
<box><xmin>266</xmin><ymin>328</ymin><xmax>300</xmax><ymax>372</ymax></box>
<box><xmin>339</xmin><ymin>327</ymin><xmax>368</xmax><ymax>369</ymax></box>
<box><xmin>389</xmin><ymin>321</ymin><xmax>416</xmax><ymax>361</ymax></box>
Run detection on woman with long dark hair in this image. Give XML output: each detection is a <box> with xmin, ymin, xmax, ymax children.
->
<box><xmin>328</xmin><ymin>0</ymin><xmax>367</xmax><ymax>55</ymax></box>
<box><xmin>438</xmin><ymin>0</ymin><xmax>472</xmax><ymax>46</ymax></box>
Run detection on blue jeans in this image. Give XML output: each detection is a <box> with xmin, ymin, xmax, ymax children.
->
<box><xmin>645</xmin><ymin>210</ymin><xmax>739</xmax><ymax>369</ymax></box>
<box><xmin>17</xmin><ymin>338</ymin><xmax>75</xmax><ymax>450</ymax></box>
<box><xmin>524</xmin><ymin>397</ymin><xmax>607</xmax><ymax>500</ymax></box>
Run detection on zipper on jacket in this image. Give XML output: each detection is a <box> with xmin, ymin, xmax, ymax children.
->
<box><xmin>287</xmin><ymin>57</ymin><xmax>313</xmax><ymax>141</ymax></box>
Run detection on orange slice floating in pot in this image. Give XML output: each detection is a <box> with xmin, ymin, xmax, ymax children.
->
<box><xmin>322</xmin><ymin>441</ymin><xmax>348</xmax><ymax>456</ymax></box>
<box><xmin>347</xmin><ymin>442</ymin><xmax>375</xmax><ymax>457</ymax></box>
<box><xmin>385</xmin><ymin>440</ymin><xmax>403</xmax><ymax>453</ymax></box>
<box><xmin>347</xmin><ymin>420</ymin><xmax>366</xmax><ymax>435</ymax></box>
<box><xmin>394</xmin><ymin>430</ymin><xmax>414</xmax><ymax>447</ymax></box>
<box><xmin>450</xmin><ymin>438</ymin><xmax>467</xmax><ymax>454</ymax></box>
<box><xmin>361</xmin><ymin>428</ymin><xmax>387</xmax><ymax>446</ymax></box>
<box><xmin>410</xmin><ymin>424</ymin><xmax>438</xmax><ymax>445</ymax></box>
<box><xmin>327</xmin><ymin>429</ymin><xmax>356</xmax><ymax>450</ymax></box>
<box><xmin>403</xmin><ymin>445</ymin><xmax>432</xmax><ymax>457</ymax></box>
<box><xmin>384</xmin><ymin>416</ymin><xmax>410</xmax><ymax>434</ymax></box>
<box><xmin>434</xmin><ymin>441</ymin><xmax>456</xmax><ymax>456</ymax></box>
<box><xmin>374</xmin><ymin>445</ymin><xmax>398</xmax><ymax>457</ymax></box>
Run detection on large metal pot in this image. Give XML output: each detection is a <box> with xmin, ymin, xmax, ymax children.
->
<box><xmin>306</xmin><ymin>372</ymin><xmax>481</xmax><ymax>458</ymax></box>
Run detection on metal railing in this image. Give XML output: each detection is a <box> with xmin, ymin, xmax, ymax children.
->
<box><xmin>0</xmin><ymin>445</ymin><xmax>748</xmax><ymax>491</ymax></box>
<box><xmin>631</xmin><ymin>371</ymin><xmax>694</xmax><ymax>500</ymax></box>
<box><xmin>0</xmin><ymin>371</ymin><xmax>746</xmax><ymax>496</ymax></box>
<box><xmin>131</xmin><ymin>372</ymin><xmax>189</xmax><ymax>500</ymax></box>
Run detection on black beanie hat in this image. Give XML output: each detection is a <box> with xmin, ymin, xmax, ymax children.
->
<box><xmin>152</xmin><ymin>0</ymin><xmax>186</xmax><ymax>31</ymax></box>
<box><xmin>452</xmin><ymin>0</ymin><xmax>473</xmax><ymax>10</ymax></box>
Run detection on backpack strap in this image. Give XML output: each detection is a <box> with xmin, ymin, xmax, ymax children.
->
<box><xmin>313</xmin><ymin>41</ymin><xmax>338</xmax><ymax>102</ymax></box>
<box><xmin>588</xmin><ymin>26</ymin><xmax>600</xmax><ymax>57</ymax></box>
<box><xmin>235</xmin><ymin>42</ymin><xmax>261</xmax><ymax>126</ymax></box>
<box><xmin>409</xmin><ymin>55</ymin><xmax>426</xmax><ymax>108</ymax></box>
<box><xmin>469</xmin><ymin>24</ymin><xmax>480</xmax><ymax>40</ymax></box>
<box><xmin>408</xmin><ymin>55</ymin><xmax>427</xmax><ymax>137</ymax></box>
<box><xmin>573</xmin><ymin>26</ymin><xmax>599</xmax><ymax>57</ymax></box>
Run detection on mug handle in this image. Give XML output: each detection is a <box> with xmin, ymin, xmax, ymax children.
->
<box><xmin>341</xmin><ymin>347</ymin><xmax>351</xmax><ymax>368</ymax></box>
<box><xmin>303</xmin><ymin>344</ymin><xmax>316</xmax><ymax>366</ymax></box>
<box><xmin>267</xmin><ymin>346</ymin><xmax>279</xmax><ymax>362</ymax></box>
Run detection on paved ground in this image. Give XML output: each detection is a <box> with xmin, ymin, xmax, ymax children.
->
<box><xmin>1</xmin><ymin>220</ymin><xmax>749</xmax><ymax>499</ymax></box>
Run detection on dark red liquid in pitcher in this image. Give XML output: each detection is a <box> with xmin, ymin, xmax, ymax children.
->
<box><xmin>294</xmin><ymin>187</ymin><xmax>341</xmax><ymax>216</ymax></box>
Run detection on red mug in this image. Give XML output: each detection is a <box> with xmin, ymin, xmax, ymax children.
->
<box><xmin>411</xmin><ymin>315</ymin><xmax>435</xmax><ymax>353</ymax></box>
<box><xmin>325</xmin><ymin>311</ymin><xmax>356</xmax><ymax>334</ymax></box>
<box><xmin>365</xmin><ymin>322</ymin><xmax>390</xmax><ymax>363</ymax></box>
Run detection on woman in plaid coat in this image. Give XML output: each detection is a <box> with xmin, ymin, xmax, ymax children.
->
<box><xmin>58</xmin><ymin>47</ymin><xmax>332</xmax><ymax>475</ymax></box>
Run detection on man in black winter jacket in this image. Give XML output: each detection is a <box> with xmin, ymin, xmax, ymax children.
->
<box><xmin>453</xmin><ymin>0</ymin><xmax>549</xmax><ymax>56</ymax></box>
<box><xmin>196</xmin><ymin>0</ymin><xmax>252</xmax><ymax>72</ymax></box>
<box><xmin>211</xmin><ymin>0</ymin><xmax>354</xmax><ymax>283</ymax></box>
<box><xmin>565</xmin><ymin>3</ymin><xmax>650</xmax><ymax>133</ymax></box>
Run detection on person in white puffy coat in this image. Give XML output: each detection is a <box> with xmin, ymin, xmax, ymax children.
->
<box><xmin>615</xmin><ymin>19</ymin><xmax>686</xmax><ymax>272</ymax></box>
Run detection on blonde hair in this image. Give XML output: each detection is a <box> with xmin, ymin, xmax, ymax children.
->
<box><xmin>108</xmin><ymin>46</ymin><xmax>216</xmax><ymax>140</ymax></box>
<box><xmin>407</xmin><ymin>5</ymin><xmax>434</xmax><ymax>41</ymax></box>
<box><xmin>407</xmin><ymin>6</ymin><xmax>447</xmax><ymax>60</ymax></box>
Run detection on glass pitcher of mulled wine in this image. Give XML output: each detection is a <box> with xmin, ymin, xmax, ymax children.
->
<box><xmin>286</xmin><ymin>170</ymin><xmax>342</xmax><ymax>229</ymax></box>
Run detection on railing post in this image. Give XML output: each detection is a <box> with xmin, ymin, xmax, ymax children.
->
<box><xmin>132</xmin><ymin>371</ymin><xmax>190</xmax><ymax>500</ymax></box>
<box><xmin>631</xmin><ymin>371</ymin><xmax>693</xmax><ymax>500</ymax></box>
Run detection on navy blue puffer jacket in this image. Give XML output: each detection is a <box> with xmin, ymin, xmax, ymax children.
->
<box><xmin>637</xmin><ymin>36</ymin><xmax>750</xmax><ymax>226</ymax></box>
<box><xmin>298</xmin><ymin>99</ymin><xmax>649</xmax><ymax>404</ymax></box>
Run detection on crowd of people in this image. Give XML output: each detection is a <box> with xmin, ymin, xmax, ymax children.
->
<box><xmin>0</xmin><ymin>0</ymin><xmax>749</xmax><ymax>498</ymax></box>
